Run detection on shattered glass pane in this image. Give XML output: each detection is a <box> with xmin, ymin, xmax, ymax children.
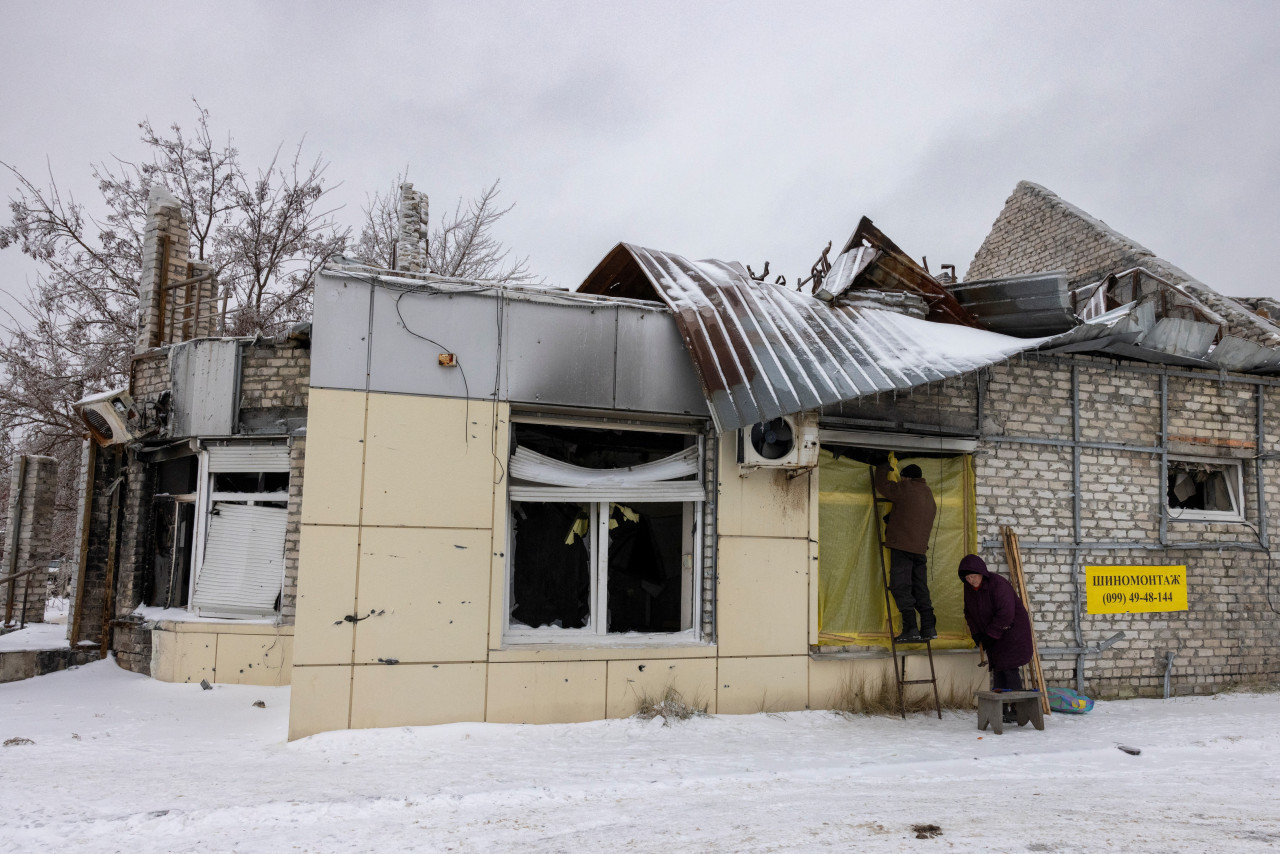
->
<box><xmin>510</xmin><ymin>501</ymin><xmax>591</xmax><ymax>630</ymax></box>
<box><xmin>605</xmin><ymin>502</ymin><xmax>685</xmax><ymax>633</ymax></box>
<box><xmin>1167</xmin><ymin>461</ymin><xmax>1238</xmax><ymax>514</ymax></box>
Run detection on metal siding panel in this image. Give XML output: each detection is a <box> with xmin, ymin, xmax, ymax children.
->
<box><xmin>947</xmin><ymin>272</ymin><xmax>1077</xmax><ymax>336</ymax></box>
<box><xmin>206</xmin><ymin>444</ymin><xmax>291</xmax><ymax>472</ymax></box>
<box><xmin>170</xmin><ymin>339</ymin><xmax>238</xmax><ymax>437</ymax></box>
<box><xmin>367</xmin><ymin>285</ymin><xmax>502</xmax><ymax>399</ymax></box>
<box><xmin>311</xmin><ymin>273</ymin><xmax>374</xmax><ymax>393</ymax></box>
<box><xmin>1139</xmin><ymin>317</ymin><xmax>1218</xmax><ymax>359</ymax></box>
<box><xmin>192</xmin><ymin>503</ymin><xmax>288</xmax><ymax>618</ymax></box>
<box><xmin>614</xmin><ymin>306</ymin><xmax>710</xmax><ymax>415</ymax></box>
<box><xmin>504</xmin><ymin>299</ymin><xmax>618</xmax><ymax>408</ymax></box>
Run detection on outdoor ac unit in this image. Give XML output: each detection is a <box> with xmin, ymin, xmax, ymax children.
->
<box><xmin>74</xmin><ymin>388</ymin><xmax>140</xmax><ymax>446</ymax></box>
<box><xmin>739</xmin><ymin>413</ymin><xmax>820</xmax><ymax>469</ymax></box>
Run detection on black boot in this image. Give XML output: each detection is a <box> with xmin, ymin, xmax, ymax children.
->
<box><xmin>919</xmin><ymin>611</ymin><xmax>937</xmax><ymax>640</ymax></box>
<box><xmin>893</xmin><ymin>622</ymin><xmax>923</xmax><ymax>644</ymax></box>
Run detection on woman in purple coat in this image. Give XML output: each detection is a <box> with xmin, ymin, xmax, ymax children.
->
<box><xmin>957</xmin><ymin>554</ymin><xmax>1034</xmax><ymax>691</ymax></box>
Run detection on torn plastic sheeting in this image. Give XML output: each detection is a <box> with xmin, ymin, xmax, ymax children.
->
<box><xmin>509</xmin><ymin>446</ymin><xmax>699</xmax><ymax>486</ymax></box>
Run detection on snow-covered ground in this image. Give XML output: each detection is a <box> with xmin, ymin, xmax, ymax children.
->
<box><xmin>1</xmin><ymin>662</ymin><xmax>1277</xmax><ymax>853</ymax></box>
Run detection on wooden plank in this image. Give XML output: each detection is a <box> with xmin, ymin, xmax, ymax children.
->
<box><xmin>1001</xmin><ymin>526</ymin><xmax>1052</xmax><ymax>715</ymax></box>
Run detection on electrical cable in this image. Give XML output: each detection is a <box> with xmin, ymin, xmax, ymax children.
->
<box><xmin>353</xmin><ymin>270</ymin><xmax>512</xmax><ymax>481</ymax></box>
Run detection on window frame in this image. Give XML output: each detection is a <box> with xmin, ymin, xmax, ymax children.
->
<box><xmin>502</xmin><ymin>417</ymin><xmax>709</xmax><ymax>647</ymax></box>
<box><xmin>188</xmin><ymin>440</ymin><xmax>291</xmax><ymax>616</ymax></box>
<box><xmin>1165</xmin><ymin>454</ymin><xmax>1246</xmax><ymax>523</ymax></box>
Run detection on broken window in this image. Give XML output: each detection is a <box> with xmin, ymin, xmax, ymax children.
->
<box><xmin>1166</xmin><ymin>457</ymin><xmax>1244</xmax><ymax>522</ymax></box>
<box><xmin>189</xmin><ymin>442</ymin><xmax>291</xmax><ymax>618</ymax></box>
<box><xmin>505</xmin><ymin>421</ymin><xmax>705</xmax><ymax>642</ymax></box>
<box><xmin>147</xmin><ymin>455</ymin><xmax>199</xmax><ymax>609</ymax></box>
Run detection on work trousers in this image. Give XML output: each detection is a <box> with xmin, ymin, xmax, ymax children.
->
<box><xmin>888</xmin><ymin>548</ymin><xmax>934</xmax><ymax>633</ymax></box>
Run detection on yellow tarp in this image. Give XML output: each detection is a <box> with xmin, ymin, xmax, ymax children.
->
<box><xmin>817</xmin><ymin>450</ymin><xmax>977</xmax><ymax>650</ymax></box>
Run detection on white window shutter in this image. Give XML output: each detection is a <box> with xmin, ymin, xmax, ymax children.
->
<box><xmin>206</xmin><ymin>444</ymin><xmax>290</xmax><ymax>473</ymax></box>
<box><xmin>192</xmin><ymin>503</ymin><xmax>288</xmax><ymax>618</ymax></box>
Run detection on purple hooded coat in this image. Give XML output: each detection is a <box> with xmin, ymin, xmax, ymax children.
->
<box><xmin>957</xmin><ymin>555</ymin><xmax>1034</xmax><ymax>672</ymax></box>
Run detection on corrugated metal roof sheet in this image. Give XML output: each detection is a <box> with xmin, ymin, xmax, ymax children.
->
<box><xmin>579</xmin><ymin>243</ymin><xmax>1050</xmax><ymax>432</ymax></box>
<box><xmin>946</xmin><ymin>272</ymin><xmax>1079</xmax><ymax>337</ymax></box>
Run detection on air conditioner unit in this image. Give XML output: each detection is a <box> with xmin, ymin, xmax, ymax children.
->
<box><xmin>739</xmin><ymin>413</ymin><xmax>820</xmax><ymax>469</ymax></box>
<box><xmin>74</xmin><ymin>388</ymin><xmax>140</xmax><ymax>446</ymax></box>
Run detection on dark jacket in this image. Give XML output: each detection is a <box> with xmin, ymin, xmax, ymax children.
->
<box><xmin>873</xmin><ymin>464</ymin><xmax>937</xmax><ymax>555</ymax></box>
<box><xmin>957</xmin><ymin>554</ymin><xmax>1034</xmax><ymax>671</ymax></box>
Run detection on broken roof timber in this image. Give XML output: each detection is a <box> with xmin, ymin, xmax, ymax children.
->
<box><xmin>836</xmin><ymin>217</ymin><xmax>977</xmax><ymax>327</ymax></box>
<box><xmin>579</xmin><ymin>243</ymin><xmax>1048</xmax><ymax>431</ymax></box>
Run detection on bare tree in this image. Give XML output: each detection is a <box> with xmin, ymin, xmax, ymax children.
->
<box><xmin>0</xmin><ymin>103</ymin><xmax>348</xmax><ymax>557</ymax></box>
<box><xmin>217</xmin><ymin>145</ymin><xmax>348</xmax><ymax>335</ymax></box>
<box><xmin>353</xmin><ymin>177</ymin><xmax>536</xmax><ymax>284</ymax></box>
<box><xmin>350</xmin><ymin>174</ymin><xmax>401</xmax><ymax>270</ymax></box>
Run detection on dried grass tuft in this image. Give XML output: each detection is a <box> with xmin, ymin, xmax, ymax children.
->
<box><xmin>633</xmin><ymin>685</ymin><xmax>709</xmax><ymax>724</ymax></box>
<box><xmin>830</xmin><ymin>672</ymin><xmax>974</xmax><ymax>718</ymax></box>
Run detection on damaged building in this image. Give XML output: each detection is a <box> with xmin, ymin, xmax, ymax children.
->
<box><xmin>51</xmin><ymin>179</ymin><xmax>1280</xmax><ymax>737</ymax></box>
<box><xmin>61</xmin><ymin>186</ymin><xmax>310</xmax><ymax>684</ymax></box>
<box><xmin>284</xmin><ymin>181</ymin><xmax>1280</xmax><ymax>738</ymax></box>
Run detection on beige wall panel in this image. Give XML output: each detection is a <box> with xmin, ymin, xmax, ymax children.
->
<box><xmin>807</xmin><ymin>657</ymin><xmax>895</xmax><ymax>710</ymax></box>
<box><xmin>361</xmin><ymin>394</ymin><xmax>499</xmax><ymax>529</ymax></box>
<box><xmin>150</xmin><ymin>629</ymin><xmax>217</xmax><ymax>684</ymax></box>
<box><xmin>349</xmin><ymin>663</ymin><xmax>487</xmax><ymax>729</ymax></box>
<box><xmin>214</xmin><ymin>632</ymin><xmax>294</xmax><ymax>687</ymax></box>
<box><xmin>288</xmin><ymin>665</ymin><xmax>352</xmax><ymax>740</ymax></box>
<box><xmin>807</xmin><ymin>654</ymin><xmax>986</xmax><ymax>711</ymax></box>
<box><xmin>486</xmin><ymin>661</ymin><xmax>607</xmax><ymax>724</ymax></box>
<box><xmin>299</xmin><ymin>388</ymin><xmax>367</xmax><ymax>526</ymax></box>
<box><xmin>716</xmin><ymin>536</ymin><xmax>809</xmax><ymax>657</ymax></box>
<box><xmin>716</xmin><ymin>655</ymin><xmax>808</xmax><ymax>715</ymax></box>
<box><xmin>293</xmin><ymin>525</ymin><xmax>360</xmax><ymax>665</ymax></box>
<box><xmin>489</xmin><ymin>644</ymin><xmax>715</xmax><ymax>663</ymax></box>
<box><xmin>808</xmin><ymin>471</ymin><xmax>821</xmax><ymax>645</ymax></box>
<box><xmin>716</xmin><ymin>436</ymin><xmax>812</xmax><ymax>539</ymax></box>
<box><xmin>605</xmin><ymin>657</ymin><xmax>718</xmax><ymax>718</ymax></box>
<box><xmin>354</xmin><ymin>527</ymin><xmax>492</xmax><ymax>663</ymax></box>
<box><xmin>487</xmin><ymin>412</ymin><xmax>510</xmax><ymax>649</ymax></box>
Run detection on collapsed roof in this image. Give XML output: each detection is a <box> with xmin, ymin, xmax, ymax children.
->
<box><xmin>579</xmin><ymin>243</ymin><xmax>1045</xmax><ymax>432</ymax></box>
<box><xmin>578</xmin><ymin>182</ymin><xmax>1280</xmax><ymax>430</ymax></box>
<box><xmin>960</xmin><ymin>181</ymin><xmax>1280</xmax><ymax>372</ymax></box>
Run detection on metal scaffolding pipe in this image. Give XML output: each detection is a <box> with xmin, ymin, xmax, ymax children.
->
<box><xmin>1160</xmin><ymin>373</ymin><xmax>1169</xmax><ymax>547</ymax></box>
<box><xmin>1071</xmin><ymin>364</ymin><xmax>1085</xmax><ymax>692</ymax></box>
<box><xmin>1257</xmin><ymin>385</ymin><xmax>1270</xmax><ymax>549</ymax></box>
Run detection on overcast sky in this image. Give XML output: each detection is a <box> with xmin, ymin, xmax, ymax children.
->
<box><xmin>3</xmin><ymin>0</ymin><xmax>1279</xmax><ymax>318</ymax></box>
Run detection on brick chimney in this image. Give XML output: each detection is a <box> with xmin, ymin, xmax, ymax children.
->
<box><xmin>136</xmin><ymin>186</ymin><xmax>219</xmax><ymax>353</ymax></box>
<box><xmin>394</xmin><ymin>183</ymin><xmax>429</xmax><ymax>273</ymax></box>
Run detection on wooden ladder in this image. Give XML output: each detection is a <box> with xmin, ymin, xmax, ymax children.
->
<box><xmin>1000</xmin><ymin>526</ymin><xmax>1052</xmax><ymax>717</ymax></box>
<box><xmin>871</xmin><ymin>471</ymin><xmax>942</xmax><ymax>720</ymax></box>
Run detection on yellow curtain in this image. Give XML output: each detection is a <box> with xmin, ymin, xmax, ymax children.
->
<box><xmin>817</xmin><ymin>450</ymin><xmax>977</xmax><ymax>650</ymax></box>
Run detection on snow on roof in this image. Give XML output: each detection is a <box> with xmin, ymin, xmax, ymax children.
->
<box><xmin>579</xmin><ymin>243</ymin><xmax>1050</xmax><ymax>431</ymax></box>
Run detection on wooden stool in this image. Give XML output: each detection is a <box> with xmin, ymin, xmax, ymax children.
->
<box><xmin>976</xmin><ymin>690</ymin><xmax>1044</xmax><ymax>734</ymax></box>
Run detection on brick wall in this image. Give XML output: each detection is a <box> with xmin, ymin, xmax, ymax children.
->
<box><xmin>282</xmin><ymin>435</ymin><xmax>306</xmax><ymax>623</ymax></box>
<box><xmin>70</xmin><ymin>445</ymin><xmax>121</xmax><ymax>649</ymax></box>
<box><xmin>966</xmin><ymin>181</ymin><xmax>1280</xmax><ymax>348</ymax></box>
<box><xmin>238</xmin><ymin>338</ymin><xmax>311</xmax><ymax>416</ymax></box>
<box><xmin>84</xmin><ymin>335</ymin><xmax>312</xmax><ymax>669</ymax></box>
<box><xmin>831</xmin><ymin>354</ymin><xmax>1280</xmax><ymax>698</ymax></box>
<box><xmin>136</xmin><ymin>187</ymin><xmax>219</xmax><ymax>353</ymax></box>
<box><xmin>1</xmin><ymin>455</ymin><xmax>59</xmax><ymax>625</ymax></box>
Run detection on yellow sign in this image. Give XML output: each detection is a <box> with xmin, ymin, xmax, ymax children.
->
<box><xmin>1086</xmin><ymin>566</ymin><xmax>1188</xmax><ymax>614</ymax></box>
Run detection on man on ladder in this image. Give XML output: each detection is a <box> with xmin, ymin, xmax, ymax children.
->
<box><xmin>873</xmin><ymin>459</ymin><xmax>937</xmax><ymax>644</ymax></box>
